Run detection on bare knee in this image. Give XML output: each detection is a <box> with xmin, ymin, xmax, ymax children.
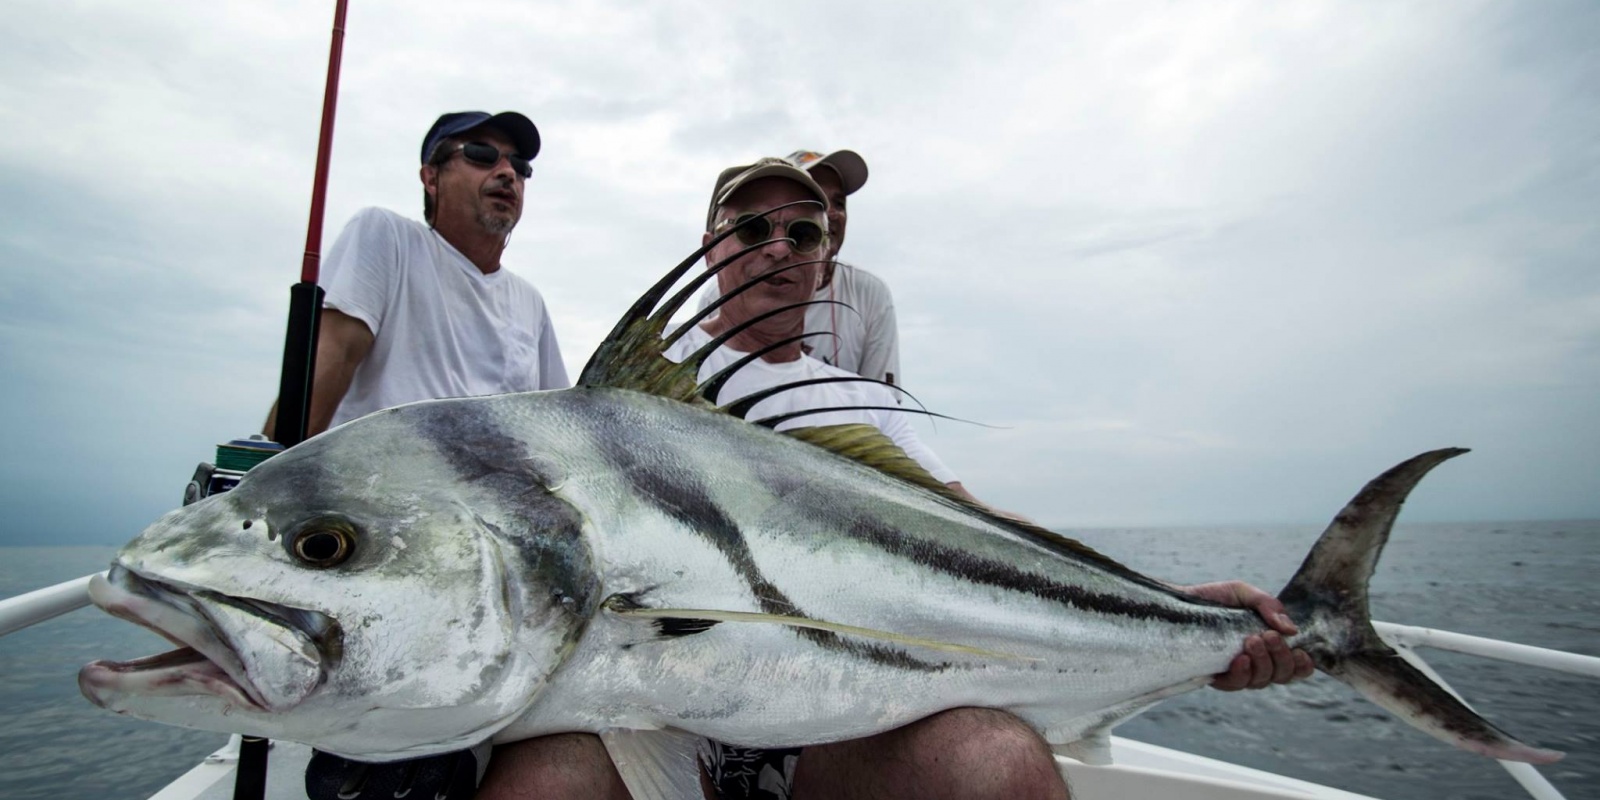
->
<box><xmin>477</xmin><ymin>734</ymin><xmax>630</xmax><ymax>800</ymax></box>
<box><xmin>918</xmin><ymin>708</ymin><xmax>1066</xmax><ymax>799</ymax></box>
<box><xmin>795</xmin><ymin>708</ymin><xmax>1068</xmax><ymax>800</ymax></box>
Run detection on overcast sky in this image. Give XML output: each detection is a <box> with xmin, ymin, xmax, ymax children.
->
<box><xmin>2</xmin><ymin>0</ymin><xmax>1596</xmax><ymax>547</ymax></box>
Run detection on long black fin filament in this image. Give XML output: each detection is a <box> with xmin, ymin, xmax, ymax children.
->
<box><xmin>753</xmin><ymin>403</ymin><xmax>964</xmax><ymax>430</ymax></box>
<box><xmin>578</xmin><ymin>199</ymin><xmax>823</xmax><ymax>392</ymax></box>
<box><xmin>697</xmin><ymin>331</ymin><xmax>839</xmax><ymax>404</ymax></box>
<box><xmin>665</xmin><ymin>257</ymin><xmax>838</xmax><ymax>349</ymax></box>
<box><xmin>689</xmin><ymin>298</ymin><xmax>845</xmax><ymax>363</ymax></box>
<box><xmin>719</xmin><ymin>376</ymin><xmax>927</xmax><ymax>420</ymax></box>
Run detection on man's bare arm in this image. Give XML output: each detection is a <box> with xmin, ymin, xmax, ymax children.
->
<box><xmin>263</xmin><ymin>309</ymin><xmax>375</xmax><ymax>440</ymax></box>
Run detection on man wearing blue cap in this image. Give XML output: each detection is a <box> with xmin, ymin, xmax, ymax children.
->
<box><xmin>266</xmin><ymin>110</ymin><xmax>568</xmax><ymax>440</ymax></box>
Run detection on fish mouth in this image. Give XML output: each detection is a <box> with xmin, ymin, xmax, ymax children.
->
<box><xmin>79</xmin><ymin>565</ymin><xmax>340</xmax><ymax>714</ymax></box>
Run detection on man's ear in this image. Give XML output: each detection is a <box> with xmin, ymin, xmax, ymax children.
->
<box><xmin>701</xmin><ymin>230</ymin><xmax>713</xmax><ymax>265</ymax></box>
<box><xmin>420</xmin><ymin>164</ymin><xmax>439</xmax><ymax>198</ymax></box>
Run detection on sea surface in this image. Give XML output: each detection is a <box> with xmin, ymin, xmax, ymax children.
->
<box><xmin>2</xmin><ymin>521</ymin><xmax>1596</xmax><ymax>800</ymax></box>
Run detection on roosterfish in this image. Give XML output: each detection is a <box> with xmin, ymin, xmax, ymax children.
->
<box><xmin>80</xmin><ymin>210</ymin><xmax>1562</xmax><ymax>798</ymax></box>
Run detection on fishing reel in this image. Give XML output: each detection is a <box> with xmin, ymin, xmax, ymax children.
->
<box><xmin>183</xmin><ymin>435</ymin><xmax>285</xmax><ymax>505</ymax></box>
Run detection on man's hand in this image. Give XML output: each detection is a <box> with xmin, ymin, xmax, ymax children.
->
<box><xmin>1180</xmin><ymin>580</ymin><xmax>1316</xmax><ymax>691</ymax></box>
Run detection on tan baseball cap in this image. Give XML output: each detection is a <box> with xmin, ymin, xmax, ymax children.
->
<box><xmin>705</xmin><ymin>157</ymin><xmax>829</xmax><ymax>229</ymax></box>
<box><xmin>786</xmin><ymin>149</ymin><xmax>869</xmax><ymax>195</ymax></box>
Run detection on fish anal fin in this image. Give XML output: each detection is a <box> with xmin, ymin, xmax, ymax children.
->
<box><xmin>599</xmin><ymin>728</ymin><xmax>709</xmax><ymax>800</ymax></box>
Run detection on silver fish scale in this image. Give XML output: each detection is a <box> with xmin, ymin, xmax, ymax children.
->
<box><xmin>487</xmin><ymin>388</ymin><xmax>1265</xmax><ymax>749</ymax></box>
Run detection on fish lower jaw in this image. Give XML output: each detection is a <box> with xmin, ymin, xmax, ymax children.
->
<box><xmin>79</xmin><ymin>646</ymin><xmax>264</xmax><ymax>713</ymax></box>
<box><xmin>85</xmin><ymin>570</ymin><xmax>292</xmax><ymax>712</ymax></box>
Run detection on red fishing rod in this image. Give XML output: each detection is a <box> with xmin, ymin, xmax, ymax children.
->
<box><xmin>272</xmin><ymin>0</ymin><xmax>350</xmax><ymax>453</ymax></box>
<box><xmin>238</xmin><ymin>2</ymin><xmax>349</xmax><ymax>799</ymax></box>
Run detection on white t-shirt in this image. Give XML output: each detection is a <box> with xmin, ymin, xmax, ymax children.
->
<box><xmin>321</xmin><ymin>207</ymin><xmax>569</xmax><ymax>427</ymax></box>
<box><xmin>697</xmin><ymin>262</ymin><xmax>901</xmax><ymax>384</ymax></box>
<box><xmin>663</xmin><ymin>325</ymin><xmax>954</xmax><ymax>484</ymax></box>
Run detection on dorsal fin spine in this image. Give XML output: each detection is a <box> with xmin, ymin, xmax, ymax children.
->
<box><xmin>721</xmin><ymin>376</ymin><xmax>922</xmax><ymax>420</ymax></box>
<box><xmin>573</xmin><ymin>200</ymin><xmax>1153</xmax><ymax>581</ymax></box>
<box><xmin>578</xmin><ymin>199</ymin><xmax>822</xmax><ymax>388</ymax></box>
<box><xmin>698</xmin><ymin>331</ymin><xmax>838</xmax><ymax>406</ymax></box>
<box><xmin>752</xmin><ymin>405</ymin><xmax>968</xmax><ymax>430</ymax></box>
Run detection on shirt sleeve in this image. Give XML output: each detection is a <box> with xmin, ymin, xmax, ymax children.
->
<box><xmin>536</xmin><ymin>311</ymin><xmax>571</xmax><ymax>390</ymax></box>
<box><xmin>320</xmin><ymin>208</ymin><xmax>402</xmax><ymax>337</ymax></box>
<box><xmin>852</xmin><ymin>271</ymin><xmax>902</xmax><ymax>386</ymax></box>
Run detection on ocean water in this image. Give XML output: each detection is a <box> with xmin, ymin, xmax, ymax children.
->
<box><xmin>2</xmin><ymin>522</ymin><xmax>1596</xmax><ymax>800</ymax></box>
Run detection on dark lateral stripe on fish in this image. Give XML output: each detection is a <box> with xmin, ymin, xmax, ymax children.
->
<box><xmin>414</xmin><ymin>405</ymin><xmax>584</xmax><ymax>532</ymax></box>
<box><xmin>840</xmin><ymin>516</ymin><xmax>1216</xmax><ymax>626</ymax></box>
<box><xmin>415</xmin><ymin>404</ymin><xmax>563</xmax><ymax>495</ymax></box>
<box><xmin>412</xmin><ymin>405</ymin><xmax>597</xmax><ymax>609</ymax></box>
<box><xmin>588</xmin><ymin>418</ymin><xmax>947</xmax><ymax>672</ymax></box>
<box><xmin>616</xmin><ymin>454</ymin><xmax>945</xmax><ymax>672</ymax></box>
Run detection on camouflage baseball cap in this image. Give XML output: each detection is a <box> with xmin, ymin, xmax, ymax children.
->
<box><xmin>705</xmin><ymin>157</ymin><xmax>829</xmax><ymax>229</ymax></box>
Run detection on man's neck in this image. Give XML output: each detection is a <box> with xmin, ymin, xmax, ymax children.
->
<box><xmin>434</xmin><ymin>220</ymin><xmax>506</xmax><ymax>275</ymax></box>
<box><xmin>701</xmin><ymin>317</ymin><xmax>805</xmax><ymax>363</ymax></box>
<box><xmin>816</xmin><ymin>255</ymin><xmax>839</xmax><ymax>290</ymax></box>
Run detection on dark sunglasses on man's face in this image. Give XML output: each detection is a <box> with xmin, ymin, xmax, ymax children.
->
<box><xmin>446</xmin><ymin>142</ymin><xmax>532</xmax><ymax>179</ymax></box>
<box><xmin>722</xmin><ymin>213</ymin><xmax>827</xmax><ymax>254</ymax></box>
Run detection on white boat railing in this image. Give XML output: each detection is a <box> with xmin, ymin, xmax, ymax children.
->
<box><xmin>4</xmin><ymin>575</ymin><xmax>1596</xmax><ymax>800</ymax></box>
<box><xmin>1372</xmin><ymin>621</ymin><xmax>1588</xmax><ymax>800</ymax></box>
<box><xmin>0</xmin><ymin>571</ymin><xmax>102</xmax><ymax>637</ymax></box>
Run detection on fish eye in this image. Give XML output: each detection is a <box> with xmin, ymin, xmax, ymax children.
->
<box><xmin>285</xmin><ymin>520</ymin><xmax>357</xmax><ymax>568</ymax></box>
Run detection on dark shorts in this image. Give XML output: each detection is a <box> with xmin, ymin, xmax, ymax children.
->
<box><xmin>703</xmin><ymin>743</ymin><xmax>803</xmax><ymax>800</ymax></box>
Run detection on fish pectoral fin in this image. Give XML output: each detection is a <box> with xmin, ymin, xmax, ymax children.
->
<box><xmin>600</xmin><ymin>728</ymin><xmax>709</xmax><ymax>800</ymax></box>
<box><xmin>601</xmin><ymin>594</ymin><xmax>722</xmax><ymax>639</ymax></box>
<box><xmin>656</xmin><ymin>616</ymin><xmax>720</xmax><ymax>637</ymax></box>
<box><xmin>605</xmin><ymin>602</ymin><xmax>1037</xmax><ymax>661</ymax></box>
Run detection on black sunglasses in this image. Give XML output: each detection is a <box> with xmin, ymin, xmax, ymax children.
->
<box><xmin>720</xmin><ymin>213</ymin><xmax>827</xmax><ymax>253</ymax></box>
<box><xmin>443</xmin><ymin>142</ymin><xmax>532</xmax><ymax>178</ymax></box>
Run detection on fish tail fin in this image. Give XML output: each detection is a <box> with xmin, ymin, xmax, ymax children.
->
<box><xmin>1277</xmin><ymin>448</ymin><xmax>1562</xmax><ymax>765</ymax></box>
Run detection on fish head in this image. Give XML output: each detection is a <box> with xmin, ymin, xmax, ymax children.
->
<box><xmin>79</xmin><ymin>404</ymin><xmax>598</xmax><ymax>760</ymax></box>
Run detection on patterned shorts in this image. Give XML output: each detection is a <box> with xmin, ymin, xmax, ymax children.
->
<box><xmin>702</xmin><ymin>743</ymin><xmax>803</xmax><ymax>800</ymax></box>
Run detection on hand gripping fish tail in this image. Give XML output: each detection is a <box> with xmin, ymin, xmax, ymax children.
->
<box><xmin>1275</xmin><ymin>448</ymin><xmax>1564</xmax><ymax>765</ymax></box>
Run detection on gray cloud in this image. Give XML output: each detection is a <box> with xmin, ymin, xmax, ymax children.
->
<box><xmin>2</xmin><ymin>0</ymin><xmax>1596</xmax><ymax>545</ymax></box>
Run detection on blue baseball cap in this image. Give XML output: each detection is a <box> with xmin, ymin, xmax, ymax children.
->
<box><xmin>420</xmin><ymin>111</ymin><xmax>541</xmax><ymax>164</ymax></box>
